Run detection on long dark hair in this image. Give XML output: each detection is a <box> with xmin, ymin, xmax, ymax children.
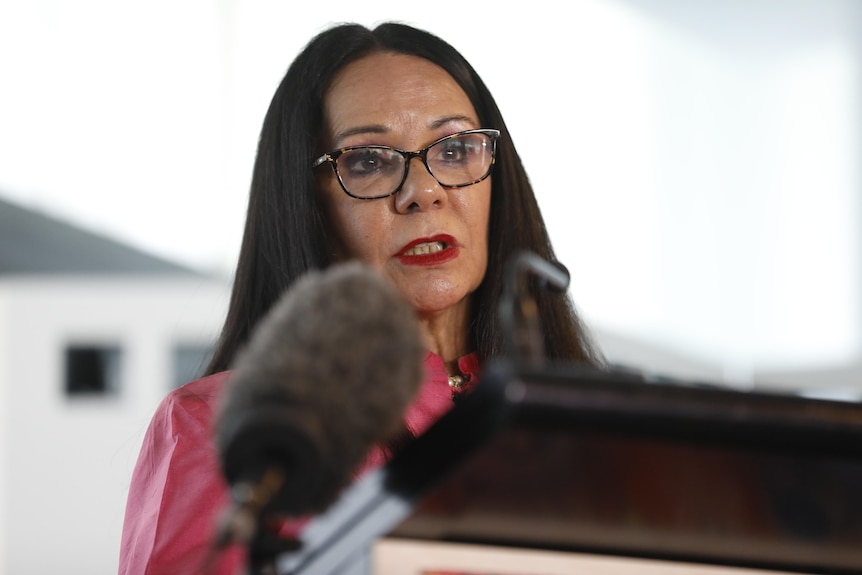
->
<box><xmin>206</xmin><ymin>22</ymin><xmax>602</xmax><ymax>375</ymax></box>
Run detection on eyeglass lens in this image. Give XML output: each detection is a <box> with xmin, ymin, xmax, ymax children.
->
<box><xmin>335</xmin><ymin>131</ymin><xmax>494</xmax><ymax>199</ymax></box>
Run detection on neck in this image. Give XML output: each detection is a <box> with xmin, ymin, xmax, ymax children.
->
<box><xmin>416</xmin><ymin>302</ymin><xmax>472</xmax><ymax>369</ymax></box>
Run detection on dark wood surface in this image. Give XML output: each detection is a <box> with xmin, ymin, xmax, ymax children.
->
<box><xmin>388</xmin><ymin>362</ymin><xmax>862</xmax><ymax>574</ymax></box>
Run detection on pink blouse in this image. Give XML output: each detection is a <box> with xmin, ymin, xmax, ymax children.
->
<box><xmin>119</xmin><ymin>352</ymin><xmax>480</xmax><ymax>575</ymax></box>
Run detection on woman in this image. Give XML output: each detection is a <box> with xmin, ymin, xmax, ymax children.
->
<box><xmin>119</xmin><ymin>21</ymin><xmax>601</xmax><ymax>575</ymax></box>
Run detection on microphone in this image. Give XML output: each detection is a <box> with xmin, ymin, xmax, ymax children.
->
<box><xmin>501</xmin><ymin>251</ymin><xmax>570</xmax><ymax>363</ymax></box>
<box><xmin>213</xmin><ymin>261</ymin><xmax>425</xmax><ymax>534</ymax></box>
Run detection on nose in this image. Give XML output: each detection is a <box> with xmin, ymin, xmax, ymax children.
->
<box><xmin>394</xmin><ymin>156</ymin><xmax>447</xmax><ymax>214</ymax></box>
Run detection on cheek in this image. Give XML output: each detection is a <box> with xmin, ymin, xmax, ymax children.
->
<box><xmin>325</xmin><ymin>198</ymin><xmax>388</xmax><ymax>263</ymax></box>
<box><xmin>337</xmin><ymin>213</ymin><xmax>371</xmax><ymax>255</ymax></box>
<box><xmin>476</xmin><ymin>215</ymin><xmax>491</xmax><ymax>278</ymax></box>
<box><xmin>478</xmin><ymin>192</ymin><xmax>493</xmax><ymax>277</ymax></box>
<box><xmin>470</xmin><ymin>186</ymin><xmax>492</xmax><ymax>256</ymax></box>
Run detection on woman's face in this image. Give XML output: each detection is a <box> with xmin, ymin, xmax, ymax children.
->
<box><xmin>318</xmin><ymin>52</ymin><xmax>492</xmax><ymax>318</ymax></box>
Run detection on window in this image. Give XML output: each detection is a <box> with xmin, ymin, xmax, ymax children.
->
<box><xmin>65</xmin><ymin>345</ymin><xmax>122</xmax><ymax>396</ymax></box>
<box><xmin>172</xmin><ymin>343</ymin><xmax>214</xmax><ymax>389</ymax></box>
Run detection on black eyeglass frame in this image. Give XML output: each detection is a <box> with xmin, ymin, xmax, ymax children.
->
<box><xmin>312</xmin><ymin>128</ymin><xmax>501</xmax><ymax>200</ymax></box>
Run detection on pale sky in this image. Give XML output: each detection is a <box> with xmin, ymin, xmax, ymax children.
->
<box><xmin>1</xmin><ymin>0</ymin><xmax>860</xmax><ymax>376</ymax></box>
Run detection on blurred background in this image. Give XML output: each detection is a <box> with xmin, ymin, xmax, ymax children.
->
<box><xmin>0</xmin><ymin>0</ymin><xmax>859</xmax><ymax>572</ymax></box>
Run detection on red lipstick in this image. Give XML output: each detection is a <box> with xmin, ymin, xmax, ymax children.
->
<box><xmin>395</xmin><ymin>234</ymin><xmax>460</xmax><ymax>266</ymax></box>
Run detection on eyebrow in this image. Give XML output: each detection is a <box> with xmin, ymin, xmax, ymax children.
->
<box><xmin>430</xmin><ymin>115</ymin><xmax>478</xmax><ymax>130</ymax></box>
<box><xmin>333</xmin><ymin>125</ymin><xmax>388</xmax><ymax>147</ymax></box>
<box><xmin>333</xmin><ymin>115</ymin><xmax>479</xmax><ymax>148</ymax></box>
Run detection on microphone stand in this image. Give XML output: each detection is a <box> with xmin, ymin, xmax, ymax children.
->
<box><xmin>499</xmin><ymin>250</ymin><xmax>570</xmax><ymax>365</ymax></box>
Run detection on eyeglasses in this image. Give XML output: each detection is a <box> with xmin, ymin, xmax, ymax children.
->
<box><xmin>313</xmin><ymin>128</ymin><xmax>500</xmax><ymax>200</ymax></box>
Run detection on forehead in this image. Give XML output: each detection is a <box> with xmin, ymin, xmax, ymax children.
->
<box><xmin>323</xmin><ymin>52</ymin><xmax>479</xmax><ymax>144</ymax></box>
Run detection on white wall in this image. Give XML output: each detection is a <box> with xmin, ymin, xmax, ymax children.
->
<box><xmin>0</xmin><ymin>276</ymin><xmax>228</xmax><ymax>574</ymax></box>
<box><xmin>550</xmin><ymin>0</ymin><xmax>861</xmax><ymax>394</ymax></box>
<box><xmin>0</xmin><ymin>287</ymin><xmax>8</xmax><ymax>573</ymax></box>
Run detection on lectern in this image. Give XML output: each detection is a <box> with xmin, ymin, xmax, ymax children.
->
<box><xmin>271</xmin><ymin>360</ymin><xmax>862</xmax><ymax>575</ymax></box>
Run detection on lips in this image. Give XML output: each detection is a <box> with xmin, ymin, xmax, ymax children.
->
<box><xmin>396</xmin><ymin>234</ymin><xmax>460</xmax><ymax>266</ymax></box>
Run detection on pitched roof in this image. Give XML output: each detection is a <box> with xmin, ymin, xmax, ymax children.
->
<box><xmin>0</xmin><ymin>195</ymin><xmax>201</xmax><ymax>276</ymax></box>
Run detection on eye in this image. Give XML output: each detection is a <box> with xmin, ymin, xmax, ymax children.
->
<box><xmin>433</xmin><ymin>138</ymin><xmax>468</xmax><ymax>164</ymax></box>
<box><xmin>431</xmin><ymin>133</ymin><xmax>488</xmax><ymax>165</ymax></box>
<box><xmin>338</xmin><ymin>148</ymin><xmax>402</xmax><ymax>178</ymax></box>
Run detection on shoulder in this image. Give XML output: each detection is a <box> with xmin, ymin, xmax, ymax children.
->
<box><xmin>152</xmin><ymin>371</ymin><xmax>234</xmax><ymax>436</ymax></box>
<box><xmin>170</xmin><ymin>370</ymin><xmax>232</xmax><ymax>405</ymax></box>
<box><xmin>121</xmin><ymin>370</ymin><xmax>242</xmax><ymax>574</ymax></box>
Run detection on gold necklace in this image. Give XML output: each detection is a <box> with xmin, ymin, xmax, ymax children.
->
<box><xmin>447</xmin><ymin>374</ymin><xmax>466</xmax><ymax>391</ymax></box>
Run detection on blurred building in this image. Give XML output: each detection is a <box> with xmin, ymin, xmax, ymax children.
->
<box><xmin>0</xmin><ymin>196</ymin><xmax>229</xmax><ymax>574</ymax></box>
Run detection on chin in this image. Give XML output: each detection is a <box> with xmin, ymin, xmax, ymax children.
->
<box><xmin>407</xmin><ymin>288</ymin><xmax>472</xmax><ymax>317</ymax></box>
